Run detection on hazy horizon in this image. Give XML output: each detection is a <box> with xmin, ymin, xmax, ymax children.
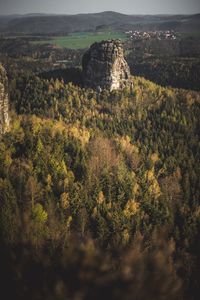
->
<box><xmin>0</xmin><ymin>0</ymin><xmax>199</xmax><ymax>16</ymax></box>
<box><xmin>0</xmin><ymin>11</ymin><xmax>200</xmax><ymax>17</ymax></box>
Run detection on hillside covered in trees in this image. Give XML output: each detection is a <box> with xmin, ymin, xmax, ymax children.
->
<box><xmin>0</xmin><ymin>71</ymin><xmax>200</xmax><ymax>299</ymax></box>
<box><xmin>0</xmin><ymin>12</ymin><xmax>200</xmax><ymax>34</ymax></box>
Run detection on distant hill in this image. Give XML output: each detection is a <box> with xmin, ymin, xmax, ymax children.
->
<box><xmin>0</xmin><ymin>11</ymin><xmax>200</xmax><ymax>34</ymax></box>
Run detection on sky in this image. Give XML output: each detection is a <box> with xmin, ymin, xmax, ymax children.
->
<box><xmin>0</xmin><ymin>0</ymin><xmax>200</xmax><ymax>15</ymax></box>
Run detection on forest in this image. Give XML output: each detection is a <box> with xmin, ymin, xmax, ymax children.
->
<box><xmin>1</xmin><ymin>33</ymin><xmax>200</xmax><ymax>91</ymax></box>
<box><xmin>0</xmin><ymin>14</ymin><xmax>200</xmax><ymax>298</ymax></box>
<box><xmin>0</xmin><ymin>70</ymin><xmax>200</xmax><ymax>299</ymax></box>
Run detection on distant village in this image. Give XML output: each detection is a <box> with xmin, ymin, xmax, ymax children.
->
<box><xmin>125</xmin><ymin>30</ymin><xmax>177</xmax><ymax>40</ymax></box>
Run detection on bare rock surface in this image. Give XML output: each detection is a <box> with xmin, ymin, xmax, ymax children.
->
<box><xmin>0</xmin><ymin>64</ymin><xmax>10</xmax><ymax>134</ymax></box>
<box><xmin>82</xmin><ymin>39</ymin><xmax>131</xmax><ymax>91</ymax></box>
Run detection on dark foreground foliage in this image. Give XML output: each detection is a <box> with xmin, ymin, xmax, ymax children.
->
<box><xmin>0</xmin><ymin>76</ymin><xmax>200</xmax><ymax>299</ymax></box>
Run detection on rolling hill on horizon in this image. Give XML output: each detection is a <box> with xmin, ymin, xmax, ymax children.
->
<box><xmin>1</xmin><ymin>6</ymin><xmax>200</xmax><ymax>300</ymax></box>
<box><xmin>0</xmin><ymin>11</ymin><xmax>200</xmax><ymax>34</ymax></box>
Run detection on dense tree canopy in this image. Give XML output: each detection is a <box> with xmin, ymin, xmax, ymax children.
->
<box><xmin>0</xmin><ymin>71</ymin><xmax>200</xmax><ymax>299</ymax></box>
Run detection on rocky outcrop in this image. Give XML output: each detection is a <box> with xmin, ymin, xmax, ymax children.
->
<box><xmin>0</xmin><ymin>64</ymin><xmax>10</xmax><ymax>134</ymax></box>
<box><xmin>82</xmin><ymin>40</ymin><xmax>131</xmax><ymax>91</ymax></box>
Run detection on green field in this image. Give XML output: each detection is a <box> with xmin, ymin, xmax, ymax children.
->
<box><xmin>33</xmin><ymin>31</ymin><xmax>127</xmax><ymax>49</ymax></box>
<box><xmin>179</xmin><ymin>31</ymin><xmax>200</xmax><ymax>38</ymax></box>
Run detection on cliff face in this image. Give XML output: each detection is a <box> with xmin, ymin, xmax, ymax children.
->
<box><xmin>0</xmin><ymin>64</ymin><xmax>10</xmax><ymax>134</ymax></box>
<box><xmin>82</xmin><ymin>40</ymin><xmax>131</xmax><ymax>91</ymax></box>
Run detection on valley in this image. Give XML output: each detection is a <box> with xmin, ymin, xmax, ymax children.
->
<box><xmin>0</xmin><ymin>9</ymin><xmax>200</xmax><ymax>300</ymax></box>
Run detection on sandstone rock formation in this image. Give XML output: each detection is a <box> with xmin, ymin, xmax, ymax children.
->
<box><xmin>0</xmin><ymin>64</ymin><xmax>10</xmax><ymax>134</ymax></box>
<box><xmin>82</xmin><ymin>39</ymin><xmax>131</xmax><ymax>91</ymax></box>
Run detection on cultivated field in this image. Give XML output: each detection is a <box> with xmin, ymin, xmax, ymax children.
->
<box><xmin>33</xmin><ymin>31</ymin><xmax>127</xmax><ymax>49</ymax></box>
